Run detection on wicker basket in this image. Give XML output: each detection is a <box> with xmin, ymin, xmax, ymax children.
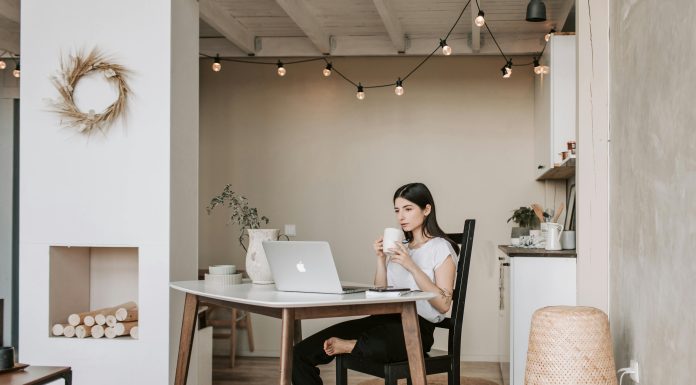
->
<box><xmin>525</xmin><ymin>306</ymin><xmax>617</xmax><ymax>385</ymax></box>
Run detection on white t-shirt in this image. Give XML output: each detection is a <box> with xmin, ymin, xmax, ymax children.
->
<box><xmin>386</xmin><ymin>237</ymin><xmax>458</xmax><ymax>323</ymax></box>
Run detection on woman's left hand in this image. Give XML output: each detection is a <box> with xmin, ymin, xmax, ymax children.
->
<box><xmin>389</xmin><ymin>242</ymin><xmax>416</xmax><ymax>271</ymax></box>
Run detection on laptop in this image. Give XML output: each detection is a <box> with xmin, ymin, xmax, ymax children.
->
<box><xmin>262</xmin><ymin>241</ymin><xmax>368</xmax><ymax>294</ymax></box>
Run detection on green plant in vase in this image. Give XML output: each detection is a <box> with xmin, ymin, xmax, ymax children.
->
<box><xmin>206</xmin><ymin>184</ymin><xmax>279</xmax><ymax>284</ymax></box>
<box><xmin>206</xmin><ymin>184</ymin><xmax>270</xmax><ymax>250</ymax></box>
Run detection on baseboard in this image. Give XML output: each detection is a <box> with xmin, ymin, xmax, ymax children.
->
<box><xmin>236</xmin><ymin>348</ymin><xmax>280</xmax><ymax>357</ymax></box>
<box><xmin>457</xmin><ymin>354</ymin><xmax>501</xmax><ymax>362</ymax></box>
<box><xmin>233</xmin><ymin>349</ymin><xmax>500</xmax><ymax>363</ymax></box>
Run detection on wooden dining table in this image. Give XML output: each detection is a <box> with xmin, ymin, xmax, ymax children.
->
<box><xmin>170</xmin><ymin>281</ymin><xmax>435</xmax><ymax>385</ymax></box>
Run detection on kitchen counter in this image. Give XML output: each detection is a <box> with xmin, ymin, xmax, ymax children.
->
<box><xmin>498</xmin><ymin>245</ymin><xmax>576</xmax><ymax>258</ymax></box>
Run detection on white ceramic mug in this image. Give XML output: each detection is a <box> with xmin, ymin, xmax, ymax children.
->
<box><xmin>383</xmin><ymin>228</ymin><xmax>405</xmax><ymax>255</ymax></box>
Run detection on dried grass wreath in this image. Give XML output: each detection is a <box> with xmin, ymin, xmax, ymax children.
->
<box><xmin>50</xmin><ymin>49</ymin><xmax>130</xmax><ymax>134</ymax></box>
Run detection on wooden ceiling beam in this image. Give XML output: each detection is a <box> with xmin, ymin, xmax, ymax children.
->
<box><xmin>0</xmin><ymin>1</ymin><xmax>20</xmax><ymax>23</ymax></box>
<box><xmin>372</xmin><ymin>0</ymin><xmax>406</xmax><ymax>53</ymax></box>
<box><xmin>557</xmin><ymin>0</ymin><xmax>575</xmax><ymax>29</ymax></box>
<box><xmin>0</xmin><ymin>25</ymin><xmax>20</xmax><ymax>54</ymax></box>
<box><xmin>274</xmin><ymin>0</ymin><xmax>331</xmax><ymax>54</ymax></box>
<box><xmin>471</xmin><ymin>0</ymin><xmax>481</xmax><ymax>53</ymax></box>
<box><xmin>199</xmin><ymin>0</ymin><xmax>256</xmax><ymax>55</ymax></box>
<box><xmin>200</xmin><ymin>34</ymin><xmax>544</xmax><ymax>57</ymax></box>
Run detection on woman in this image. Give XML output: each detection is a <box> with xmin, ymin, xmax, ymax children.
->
<box><xmin>293</xmin><ymin>182</ymin><xmax>460</xmax><ymax>384</ymax></box>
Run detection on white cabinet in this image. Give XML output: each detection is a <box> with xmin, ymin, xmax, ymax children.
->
<box><xmin>499</xmin><ymin>253</ymin><xmax>576</xmax><ymax>385</ymax></box>
<box><xmin>534</xmin><ymin>34</ymin><xmax>576</xmax><ymax>177</ymax></box>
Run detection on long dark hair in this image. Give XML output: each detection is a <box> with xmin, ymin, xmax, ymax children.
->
<box><xmin>393</xmin><ymin>183</ymin><xmax>460</xmax><ymax>256</ymax></box>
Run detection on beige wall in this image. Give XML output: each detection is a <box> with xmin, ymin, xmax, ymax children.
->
<box><xmin>609</xmin><ymin>0</ymin><xmax>696</xmax><ymax>383</ymax></box>
<box><xmin>199</xmin><ymin>56</ymin><xmax>542</xmax><ymax>359</ymax></box>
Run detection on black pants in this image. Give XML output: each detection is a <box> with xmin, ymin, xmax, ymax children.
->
<box><xmin>292</xmin><ymin>314</ymin><xmax>436</xmax><ymax>385</ymax></box>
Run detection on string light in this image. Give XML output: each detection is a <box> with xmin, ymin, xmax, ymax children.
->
<box><xmin>533</xmin><ymin>58</ymin><xmax>543</xmax><ymax>75</ymax></box>
<box><xmin>356</xmin><ymin>83</ymin><xmax>365</xmax><ymax>100</ymax></box>
<box><xmin>212</xmin><ymin>54</ymin><xmax>222</xmax><ymax>72</ymax></box>
<box><xmin>12</xmin><ymin>62</ymin><xmax>20</xmax><ymax>78</ymax></box>
<box><xmin>0</xmin><ymin>59</ymin><xmax>6</xmax><ymax>70</ymax></box>
<box><xmin>440</xmin><ymin>39</ymin><xmax>452</xmax><ymax>56</ymax></box>
<box><xmin>475</xmin><ymin>10</ymin><xmax>486</xmax><ymax>27</ymax></box>
<box><xmin>323</xmin><ymin>62</ymin><xmax>332</xmax><ymax>77</ymax></box>
<box><xmin>394</xmin><ymin>78</ymin><xmax>404</xmax><ymax>96</ymax></box>
<box><xmin>545</xmin><ymin>28</ymin><xmax>556</xmax><ymax>42</ymax></box>
<box><xmin>501</xmin><ymin>60</ymin><xmax>512</xmax><ymax>78</ymax></box>
<box><xmin>197</xmin><ymin>0</ymin><xmax>554</xmax><ymax>99</ymax></box>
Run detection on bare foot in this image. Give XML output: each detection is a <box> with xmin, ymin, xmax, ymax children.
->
<box><xmin>323</xmin><ymin>337</ymin><xmax>357</xmax><ymax>356</ymax></box>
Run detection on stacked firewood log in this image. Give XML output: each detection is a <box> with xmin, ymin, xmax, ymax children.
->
<box><xmin>51</xmin><ymin>301</ymin><xmax>139</xmax><ymax>339</ymax></box>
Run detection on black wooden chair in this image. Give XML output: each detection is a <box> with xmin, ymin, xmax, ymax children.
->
<box><xmin>336</xmin><ymin>219</ymin><xmax>476</xmax><ymax>385</ymax></box>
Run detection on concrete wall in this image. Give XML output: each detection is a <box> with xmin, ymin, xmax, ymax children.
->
<box><xmin>199</xmin><ymin>55</ymin><xmax>548</xmax><ymax>360</ymax></box>
<box><xmin>609</xmin><ymin>0</ymin><xmax>696</xmax><ymax>383</ymax></box>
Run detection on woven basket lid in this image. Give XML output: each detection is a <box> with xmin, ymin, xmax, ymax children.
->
<box><xmin>525</xmin><ymin>306</ymin><xmax>617</xmax><ymax>385</ymax></box>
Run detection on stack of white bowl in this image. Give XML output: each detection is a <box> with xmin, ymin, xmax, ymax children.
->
<box><xmin>205</xmin><ymin>265</ymin><xmax>243</xmax><ymax>285</ymax></box>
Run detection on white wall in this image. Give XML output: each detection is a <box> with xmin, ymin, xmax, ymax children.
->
<box><xmin>199</xmin><ymin>55</ymin><xmax>543</xmax><ymax>360</ymax></box>
<box><xmin>19</xmin><ymin>1</ymin><xmax>198</xmax><ymax>384</ymax></box>
<box><xmin>609</xmin><ymin>0</ymin><xmax>696</xmax><ymax>383</ymax></box>
<box><xmin>0</xmin><ymin>61</ymin><xmax>19</xmax><ymax>346</ymax></box>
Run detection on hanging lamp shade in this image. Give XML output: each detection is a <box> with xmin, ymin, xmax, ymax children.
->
<box><xmin>525</xmin><ymin>306</ymin><xmax>618</xmax><ymax>385</ymax></box>
<box><xmin>526</xmin><ymin>0</ymin><xmax>547</xmax><ymax>22</ymax></box>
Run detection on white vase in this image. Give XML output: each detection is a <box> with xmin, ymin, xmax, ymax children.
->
<box><xmin>245</xmin><ymin>228</ymin><xmax>279</xmax><ymax>284</ymax></box>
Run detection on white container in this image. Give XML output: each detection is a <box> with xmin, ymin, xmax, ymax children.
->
<box><xmin>383</xmin><ymin>227</ymin><xmax>405</xmax><ymax>255</ymax></box>
<box><xmin>209</xmin><ymin>265</ymin><xmax>236</xmax><ymax>275</ymax></box>
<box><xmin>204</xmin><ymin>273</ymin><xmax>242</xmax><ymax>285</ymax></box>
<box><xmin>561</xmin><ymin>230</ymin><xmax>576</xmax><ymax>249</ymax></box>
<box><xmin>245</xmin><ymin>229</ymin><xmax>280</xmax><ymax>284</ymax></box>
<box><xmin>544</xmin><ymin>223</ymin><xmax>564</xmax><ymax>251</ymax></box>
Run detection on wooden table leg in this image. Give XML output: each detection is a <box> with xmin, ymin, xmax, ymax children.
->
<box><xmin>293</xmin><ymin>319</ymin><xmax>302</xmax><ymax>344</ymax></box>
<box><xmin>401</xmin><ymin>302</ymin><xmax>427</xmax><ymax>385</ymax></box>
<box><xmin>279</xmin><ymin>308</ymin><xmax>295</xmax><ymax>385</ymax></box>
<box><xmin>174</xmin><ymin>293</ymin><xmax>200</xmax><ymax>385</ymax></box>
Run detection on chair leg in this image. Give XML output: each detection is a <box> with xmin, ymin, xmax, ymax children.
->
<box><xmin>385</xmin><ymin>369</ymin><xmax>398</xmax><ymax>385</ymax></box>
<box><xmin>229</xmin><ymin>308</ymin><xmax>237</xmax><ymax>368</ymax></box>
<box><xmin>335</xmin><ymin>357</ymin><xmax>348</xmax><ymax>385</ymax></box>
<box><xmin>245</xmin><ymin>311</ymin><xmax>255</xmax><ymax>352</ymax></box>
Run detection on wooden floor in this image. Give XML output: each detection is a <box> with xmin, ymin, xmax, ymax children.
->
<box><xmin>212</xmin><ymin>355</ymin><xmax>503</xmax><ymax>385</ymax></box>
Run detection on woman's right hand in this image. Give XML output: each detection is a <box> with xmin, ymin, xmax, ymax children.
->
<box><xmin>374</xmin><ymin>236</ymin><xmax>386</xmax><ymax>259</ymax></box>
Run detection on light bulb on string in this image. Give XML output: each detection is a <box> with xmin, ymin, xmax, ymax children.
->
<box><xmin>440</xmin><ymin>39</ymin><xmax>452</xmax><ymax>56</ymax></box>
<box><xmin>277</xmin><ymin>61</ymin><xmax>286</xmax><ymax>77</ymax></box>
<box><xmin>545</xmin><ymin>28</ymin><xmax>556</xmax><ymax>42</ymax></box>
<box><xmin>356</xmin><ymin>83</ymin><xmax>365</xmax><ymax>100</ymax></box>
<box><xmin>12</xmin><ymin>62</ymin><xmax>20</xmax><ymax>78</ymax></box>
<box><xmin>212</xmin><ymin>54</ymin><xmax>222</xmax><ymax>72</ymax></box>
<box><xmin>533</xmin><ymin>58</ymin><xmax>543</xmax><ymax>75</ymax></box>
<box><xmin>501</xmin><ymin>60</ymin><xmax>512</xmax><ymax>78</ymax></box>
<box><xmin>475</xmin><ymin>10</ymin><xmax>485</xmax><ymax>27</ymax></box>
<box><xmin>0</xmin><ymin>60</ymin><xmax>6</xmax><ymax>70</ymax></box>
<box><xmin>394</xmin><ymin>78</ymin><xmax>404</xmax><ymax>96</ymax></box>
<box><xmin>323</xmin><ymin>63</ymin><xmax>332</xmax><ymax>77</ymax></box>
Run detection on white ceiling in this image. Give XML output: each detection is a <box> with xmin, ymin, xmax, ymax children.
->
<box><xmin>0</xmin><ymin>0</ymin><xmax>574</xmax><ymax>58</ymax></box>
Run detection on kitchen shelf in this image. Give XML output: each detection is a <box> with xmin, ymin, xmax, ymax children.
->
<box><xmin>536</xmin><ymin>158</ymin><xmax>575</xmax><ymax>181</ymax></box>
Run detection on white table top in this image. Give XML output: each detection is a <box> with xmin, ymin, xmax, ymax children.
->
<box><xmin>170</xmin><ymin>281</ymin><xmax>435</xmax><ymax>308</ymax></box>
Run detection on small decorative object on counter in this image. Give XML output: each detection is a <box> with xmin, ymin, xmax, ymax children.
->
<box><xmin>508</xmin><ymin>206</ymin><xmax>538</xmax><ymax>245</ymax></box>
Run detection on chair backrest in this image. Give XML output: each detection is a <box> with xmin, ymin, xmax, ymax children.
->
<box><xmin>444</xmin><ymin>219</ymin><xmax>475</xmax><ymax>358</ymax></box>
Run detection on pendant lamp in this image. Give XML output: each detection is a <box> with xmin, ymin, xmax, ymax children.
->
<box><xmin>526</xmin><ymin>0</ymin><xmax>547</xmax><ymax>22</ymax></box>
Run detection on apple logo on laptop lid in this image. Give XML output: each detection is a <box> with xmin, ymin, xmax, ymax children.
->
<box><xmin>296</xmin><ymin>261</ymin><xmax>306</xmax><ymax>273</ymax></box>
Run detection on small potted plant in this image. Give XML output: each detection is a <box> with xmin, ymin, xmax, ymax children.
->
<box><xmin>507</xmin><ymin>206</ymin><xmax>539</xmax><ymax>244</ymax></box>
<box><xmin>207</xmin><ymin>184</ymin><xmax>277</xmax><ymax>284</ymax></box>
